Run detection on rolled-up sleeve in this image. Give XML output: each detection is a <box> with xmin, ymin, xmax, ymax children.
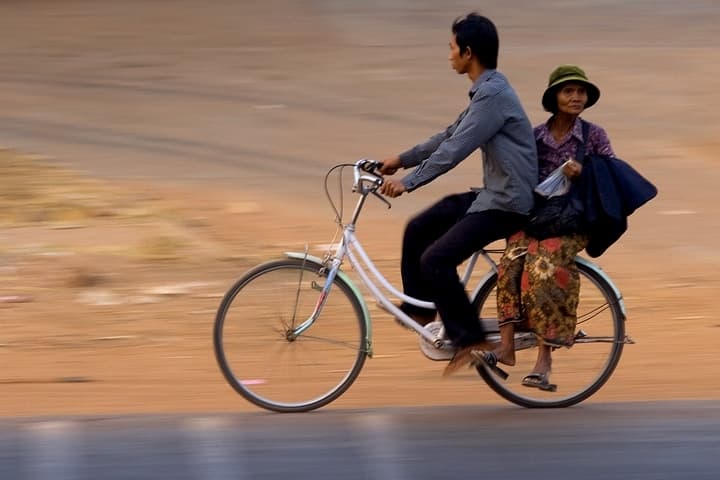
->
<box><xmin>401</xmin><ymin>97</ymin><xmax>505</xmax><ymax>192</ymax></box>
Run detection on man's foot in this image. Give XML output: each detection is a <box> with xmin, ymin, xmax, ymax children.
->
<box><xmin>442</xmin><ymin>340</ymin><xmax>492</xmax><ymax>376</ymax></box>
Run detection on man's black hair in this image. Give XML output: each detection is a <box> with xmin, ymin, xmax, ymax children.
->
<box><xmin>452</xmin><ymin>13</ymin><xmax>499</xmax><ymax>69</ymax></box>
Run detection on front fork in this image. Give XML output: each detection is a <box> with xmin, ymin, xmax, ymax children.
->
<box><xmin>286</xmin><ymin>258</ymin><xmax>341</xmax><ymax>341</ymax></box>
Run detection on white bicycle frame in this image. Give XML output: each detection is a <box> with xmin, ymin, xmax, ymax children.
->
<box><xmin>343</xmin><ymin>227</ymin><xmax>497</xmax><ymax>347</ymax></box>
<box><xmin>286</xmin><ymin>159</ymin><xmax>626</xmax><ymax>352</ymax></box>
<box><xmin>289</xmin><ymin>160</ymin><xmax>498</xmax><ymax>349</ymax></box>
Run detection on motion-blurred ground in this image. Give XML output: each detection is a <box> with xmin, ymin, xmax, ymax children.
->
<box><xmin>1</xmin><ymin>0</ymin><xmax>719</xmax><ymax>415</ymax></box>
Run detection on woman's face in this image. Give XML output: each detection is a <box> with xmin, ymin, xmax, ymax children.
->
<box><xmin>448</xmin><ymin>34</ymin><xmax>471</xmax><ymax>74</ymax></box>
<box><xmin>556</xmin><ymin>82</ymin><xmax>588</xmax><ymax>115</ymax></box>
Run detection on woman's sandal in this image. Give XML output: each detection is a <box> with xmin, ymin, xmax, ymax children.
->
<box><xmin>521</xmin><ymin>373</ymin><xmax>557</xmax><ymax>392</ymax></box>
<box><xmin>471</xmin><ymin>351</ymin><xmax>509</xmax><ymax>380</ymax></box>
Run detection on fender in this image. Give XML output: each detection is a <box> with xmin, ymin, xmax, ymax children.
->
<box><xmin>285</xmin><ymin>251</ymin><xmax>373</xmax><ymax>357</ymax></box>
<box><xmin>575</xmin><ymin>256</ymin><xmax>627</xmax><ymax>319</ymax></box>
<box><xmin>469</xmin><ymin>269</ymin><xmax>498</xmax><ymax>306</ymax></box>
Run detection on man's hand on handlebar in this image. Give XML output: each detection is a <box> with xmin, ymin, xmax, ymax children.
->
<box><xmin>380</xmin><ymin>178</ymin><xmax>406</xmax><ymax>198</ymax></box>
<box><xmin>378</xmin><ymin>156</ymin><xmax>402</xmax><ymax>176</ymax></box>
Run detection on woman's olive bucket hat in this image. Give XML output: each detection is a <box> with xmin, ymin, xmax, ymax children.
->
<box><xmin>542</xmin><ymin>65</ymin><xmax>601</xmax><ymax>113</ymax></box>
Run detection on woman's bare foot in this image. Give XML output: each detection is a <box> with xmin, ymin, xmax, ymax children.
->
<box><xmin>521</xmin><ymin>344</ymin><xmax>557</xmax><ymax>391</ymax></box>
<box><xmin>530</xmin><ymin>344</ymin><xmax>553</xmax><ymax>377</ymax></box>
<box><xmin>487</xmin><ymin>322</ymin><xmax>517</xmax><ymax>366</ymax></box>
<box><xmin>488</xmin><ymin>345</ymin><xmax>516</xmax><ymax>367</ymax></box>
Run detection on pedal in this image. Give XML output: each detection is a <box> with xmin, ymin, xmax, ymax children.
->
<box><xmin>418</xmin><ymin>321</ymin><xmax>455</xmax><ymax>361</ymax></box>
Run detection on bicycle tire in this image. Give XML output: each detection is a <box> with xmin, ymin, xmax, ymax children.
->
<box><xmin>214</xmin><ymin>258</ymin><xmax>368</xmax><ymax>412</ymax></box>
<box><xmin>472</xmin><ymin>260</ymin><xmax>625</xmax><ymax>408</ymax></box>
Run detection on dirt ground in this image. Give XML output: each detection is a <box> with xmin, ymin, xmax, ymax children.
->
<box><xmin>1</xmin><ymin>0</ymin><xmax>719</xmax><ymax>416</ymax></box>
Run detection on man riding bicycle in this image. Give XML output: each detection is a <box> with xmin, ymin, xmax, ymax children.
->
<box><xmin>378</xmin><ymin>12</ymin><xmax>538</xmax><ymax>369</ymax></box>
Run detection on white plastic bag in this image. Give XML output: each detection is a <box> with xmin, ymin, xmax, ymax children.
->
<box><xmin>534</xmin><ymin>159</ymin><xmax>571</xmax><ymax>198</ymax></box>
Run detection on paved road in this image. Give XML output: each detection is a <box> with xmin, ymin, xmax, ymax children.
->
<box><xmin>1</xmin><ymin>401</ymin><xmax>719</xmax><ymax>479</ymax></box>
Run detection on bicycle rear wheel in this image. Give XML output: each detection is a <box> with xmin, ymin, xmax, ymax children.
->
<box><xmin>472</xmin><ymin>260</ymin><xmax>625</xmax><ymax>408</ymax></box>
<box><xmin>214</xmin><ymin>258</ymin><xmax>368</xmax><ymax>412</ymax></box>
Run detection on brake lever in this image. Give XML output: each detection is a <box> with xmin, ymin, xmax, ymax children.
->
<box><xmin>371</xmin><ymin>190</ymin><xmax>392</xmax><ymax>209</ymax></box>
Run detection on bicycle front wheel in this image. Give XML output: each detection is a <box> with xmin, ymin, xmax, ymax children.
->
<box><xmin>214</xmin><ymin>258</ymin><xmax>368</xmax><ymax>412</ymax></box>
<box><xmin>472</xmin><ymin>260</ymin><xmax>625</xmax><ymax>408</ymax></box>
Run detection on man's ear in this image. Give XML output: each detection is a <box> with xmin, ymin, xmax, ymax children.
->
<box><xmin>463</xmin><ymin>47</ymin><xmax>473</xmax><ymax>59</ymax></box>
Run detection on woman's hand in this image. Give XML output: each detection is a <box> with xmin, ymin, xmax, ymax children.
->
<box><xmin>562</xmin><ymin>158</ymin><xmax>583</xmax><ymax>178</ymax></box>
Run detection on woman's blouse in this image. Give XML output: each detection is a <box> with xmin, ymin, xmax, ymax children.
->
<box><xmin>534</xmin><ymin>116</ymin><xmax>614</xmax><ymax>183</ymax></box>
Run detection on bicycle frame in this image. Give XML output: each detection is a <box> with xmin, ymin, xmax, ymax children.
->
<box><xmin>287</xmin><ymin>160</ymin><xmax>498</xmax><ymax>349</ymax></box>
<box><xmin>348</xmin><ymin>225</ymin><xmax>496</xmax><ymax>347</ymax></box>
<box><xmin>286</xmin><ymin>159</ymin><xmax>628</xmax><ymax>353</ymax></box>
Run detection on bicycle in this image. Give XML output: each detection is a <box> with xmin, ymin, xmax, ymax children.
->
<box><xmin>213</xmin><ymin>159</ymin><xmax>633</xmax><ymax>412</ymax></box>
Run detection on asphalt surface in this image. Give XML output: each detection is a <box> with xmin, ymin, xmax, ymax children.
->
<box><xmin>1</xmin><ymin>401</ymin><xmax>718</xmax><ymax>479</ymax></box>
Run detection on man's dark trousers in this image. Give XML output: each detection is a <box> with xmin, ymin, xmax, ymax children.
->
<box><xmin>400</xmin><ymin>191</ymin><xmax>527</xmax><ymax>348</ymax></box>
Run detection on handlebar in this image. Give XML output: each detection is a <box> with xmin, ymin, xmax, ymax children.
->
<box><xmin>324</xmin><ymin>159</ymin><xmax>392</xmax><ymax>223</ymax></box>
<box><xmin>352</xmin><ymin>159</ymin><xmax>391</xmax><ymax>208</ymax></box>
<box><xmin>357</xmin><ymin>158</ymin><xmax>384</xmax><ymax>174</ymax></box>
<box><xmin>352</xmin><ymin>159</ymin><xmax>383</xmax><ymax>188</ymax></box>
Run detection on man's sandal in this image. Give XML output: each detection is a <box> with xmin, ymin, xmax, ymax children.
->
<box><xmin>442</xmin><ymin>341</ymin><xmax>492</xmax><ymax>376</ymax></box>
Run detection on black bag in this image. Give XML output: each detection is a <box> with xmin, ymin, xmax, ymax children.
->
<box><xmin>525</xmin><ymin>121</ymin><xmax>590</xmax><ymax>240</ymax></box>
<box><xmin>525</xmin><ymin>190</ymin><xmax>586</xmax><ymax>240</ymax></box>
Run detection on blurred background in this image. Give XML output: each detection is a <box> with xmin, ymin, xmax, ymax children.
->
<box><xmin>0</xmin><ymin>0</ymin><xmax>720</xmax><ymax>478</ymax></box>
<box><xmin>1</xmin><ymin>0</ymin><xmax>719</xmax><ymax>410</ymax></box>
<box><xmin>0</xmin><ymin>0</ymin><xmax>719</xmax><ymax>476</ymax></box>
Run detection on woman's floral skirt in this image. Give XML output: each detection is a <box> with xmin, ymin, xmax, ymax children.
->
<box><xmin>496</xmin><ymin>231</ymin><xmax>589</xmax><ymax>347</ymax></box>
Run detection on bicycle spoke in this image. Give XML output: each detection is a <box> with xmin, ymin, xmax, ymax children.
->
<box><xmin>214</xmin><ymin>259</ymin><xmax>367</xmax><ymax>412</ymax></box>
<box><xmin>472</xmin><ymin>260</ymin><xmax>625</xmax><ymax>408</ymax></box>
